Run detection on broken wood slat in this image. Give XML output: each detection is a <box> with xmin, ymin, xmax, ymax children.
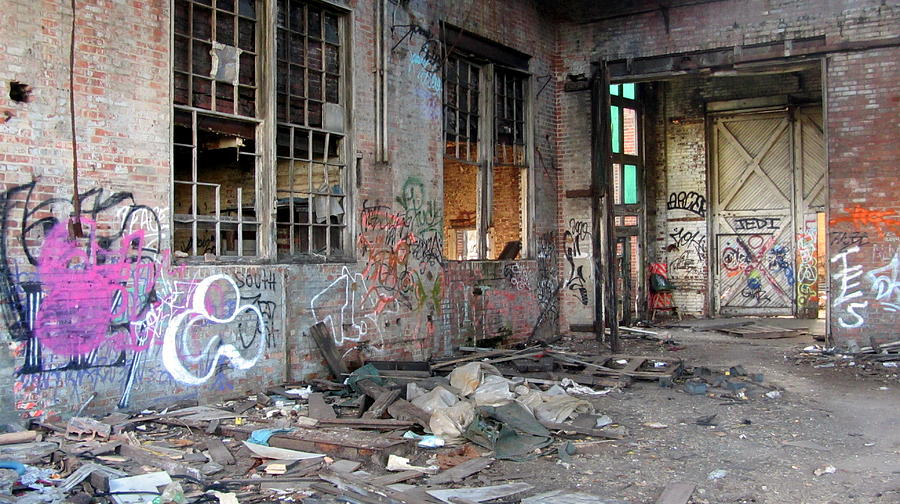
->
<box><xmin>312</xmin><ymin>482</ymin><xmax>390</xmax><ymax>504</ymax></box>
<box><xmin>426</xmin><ymin>483</ymin><xmax>533</xmax><ymax>504</ymax></box>
<box><xmin>427</xmin><ymin>457</ymin><xmax>493</xmax><ymax>485</ymax></box>
<box><xmin>217</xmin><ymin>424</ymin><xmax>411</xmax><ymax>464</ymax></box>
<box><xmin>506</xmin><ymin>371</ymin><xmax>631</xmax><ymax>389</ymax></box>
<box><xmin>539</xmin><ymin>420</ymin><xmax>625</xmax><ymax>440</ymax></box>
<box><xmin>233</xmin><ymin>400</ymin><xmax>257</xmax><ymax>415</ymax></box>
<box><xmin>205</xmin><ymin>438</ymin><xmax>236</xmax><ymax>465</ymax></box>
<box><xmin>592</xmin><ymin>355</ymin><xmax>683</xmax><ymax>380</ymax></box>
<box><xmin>367</xmin><ymin>470</ymin><xmax>424</xmax><ymax>486</ymax></box>
<box><xmin>356</xmin><ymin>380</ymin><xmax>431</xmax><ymax>429</ymax></box>
<box><xmin>310</xmin><ymin>322</ymin><xmax>350</xmax><ymax>380</ymax></box>
<box><xmin>319</xmin><ymin>470</ymin><xmax>432</xmax><ymax>504</ymax></box>
<box><xmin>0</xmin><ymin>431</ymin><xmax>37</xmax><ymax>445</ymax></box>
<box><xmin>655</xmin><ymin>481</ymin><xmax>695</xmax><ymax>504</ymax></box>
<box><xmin>329</xmin><ymin>459</ymin><xmax>362</xmax><ymax>473</ymax></box>
<box><xmin>430</xmin><ymin>346</ymin><xmax>543</xmax><ymax>370</ymax></box>
<box><xmin>719</xmin><ymin>324</ymin><xmax>798</xmax><ymax>339</ymax></box>
<box><xmin>363</xmin><ymin>389</ymin><xmax>402</xmax><ymax>419</ymax></box>
<box><xmin>480</xmin><ymin>351</ymin><xmax>544</xmax><ymax>366</ymax></box>
<box><xmin>430</xmin><ymin>350</ymin><xmax>512</xmax><ymax>370</ymax></box>
<box><xmin>315</xmin><ymin>418</ymin><xmax>414</xmax><ymax>429</ymax></box>
<box><xmin>545</xmin><ymin>351</ymin><xmax>617</xmax><ymax>372</ymax></box>
<box><xmin>119</xmin><ymin>444</ymin><xmax>201</xmax><ymax>478</ymax></box>
<box><xmin>307</xmin><ymin>393</ymin><xmax>337</xmax><ymax>420</ymax></box>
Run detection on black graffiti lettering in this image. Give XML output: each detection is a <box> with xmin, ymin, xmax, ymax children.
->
<box><xmin>733</xmin><ymin>217</ymin><xmax>780</xmax><ymax>231</ymax></box>
<box><xmin>667</xmin><ymin>191</ymin><xmax>707</xmax><ymax>217</ymax></box>
<box><xmin>829</xmin><ymin>231</ymin><xmax>870</xmax><ymax>251</ymax></box>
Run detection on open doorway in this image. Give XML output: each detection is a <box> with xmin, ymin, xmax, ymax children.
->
<box><xmin>628</xmin><ymin>61</ymin><xmax>827</xmax><ymax>322</ymax></box>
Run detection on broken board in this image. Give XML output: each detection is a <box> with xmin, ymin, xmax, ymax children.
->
<box><xmin>718</xmin><ymin>324</ymin><xmax>799</xmax><ymax>339</ymax></box>
<box><xmin>587</xmin><ymin>355</ymin><xmax>683</xmax><ymax>380</ymax></box>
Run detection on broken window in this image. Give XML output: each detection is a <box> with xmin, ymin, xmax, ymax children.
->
<box><xmin>610</xmin><ymin>83</ymin><xmax>641</xmax><ymax>206</ymax></box>
<box><xmin>173</xmin><ymin>0</ymin><xmax>349</xmax><ymax>260</ymax></box>
<box><xmin>443</xmin><ymin>52</ymin><xmax>530</xmax><ymax>261</ymax></box>
<box><xmin>275</xmin><ymin>0</ymin><xmax>347</xmax><ymax>259</ymax></box>
<box><xmin>173</xmin><ymin>0</ymin><xmax>260</xmax><ymax>256</ymax></box>
<box><xmin>610</xmin><ymin>82</ymin><xmax>643</xmax><ymax>323</ymax></box>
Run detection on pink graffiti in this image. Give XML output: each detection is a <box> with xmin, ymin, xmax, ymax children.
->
<box><xmin>34</xmin><ymin>218</ymin><xmax>160</xmax><ymax>357</ymax></box>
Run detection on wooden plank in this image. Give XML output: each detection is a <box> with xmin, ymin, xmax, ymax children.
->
<box><xmin>539</xmin><ymin>420</ymin><xmax>625</xmax><ymax>440</ymax></box>
<box><xmin>308</xmin><ymin>393</ymin><xmax>337</xmax><ymax>420</ymax></box>
<box><xmin>311</xmin><ymin>482</ymin><xmax>390</xmax><ymax>504</ymax></box>
<box><xmin>357</xmin><ymin>380</ymin><xmax>431</xmax><ymax>429</ymax></box>
<box><xmin>0</xmin><ymin>431</ymin><xmax>37</xmax><ymax>445</ymax></box>
<box><xmin>363</xmin><ymin>389</ymin><xmax>401</xmax><ymax>419</ymax></box>
<box><xmin>427</xmin><ymin>457</ymin><xmax>493</xmax><ymax>485</ymax></box>
<box><xmin>319</xmin><ymin>470</ymin><xmax>432</xmax><ymax>504</ymax></box>
<box><xmin>368</xmin><ymin>470</ymin><xmax>424</xmax><ymax>486</ymax></box>
<box><xmin>426</xmin><ymin>483</ymin><xmax>533</xmax><ymax>503</ymax></box>
<box><xmin>316</xmin><ymin>418</ymin><xmax>414</xmax><ymax>429</ymax></box>
<box><xmin>205</xmin><ymin>438</ymin><xmax>236</xmax><ymax>465</ymax></box>
<box><xmin>720</xmin><ymin>324</ymin><xmax>797</xmax><ymax>339</ymax></box>
<box><xmin>205</xmin><ymin>419</ymin><xmax>220</xmax><ymax>435</ymax></box>
<box><xmin>655</xmin><ymin>481</ymin><xmax>695</xmax><ymax>504</ymax></box>
<box><xmin>310</xmin><ymin>322</ymin><xmax>349</xmax><ymax>380</ymax></box>
<box><xmin>119</xmin><ymin>444</ymin><xmax>200</xmax><ymax>478</ymax></box>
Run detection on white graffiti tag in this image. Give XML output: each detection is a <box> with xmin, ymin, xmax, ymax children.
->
<box><xmin>866</xmin><ymin>253</ymin><xmax>900</xmax><ymax>312</ymax></box>
<box><xmin>831</xmin><ymin>246</ymin><xmax>868</xmax><ymax>329</ymax></box>
<box><xmin>310</xmin><ymin>267</ymin><xmax>387</xmax><ymax>348</ymax></box>
<box><xmin>162</xmin><ymin>275</ymin><xmax>267</xmax><ymax>385</ymax></box>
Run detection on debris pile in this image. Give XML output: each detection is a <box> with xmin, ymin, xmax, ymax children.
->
<box><xmin>792</xmin><ymin>341</ymin><xmax>900</xmax><ymax>375</ymax></box>
<box><xmin>672</xmin><ymin>364</ymin><xmax>782</xmax><ymax>401</ymax></box>
<box><xmin>2</xmin><ymin>342</ymin><xmax>675</xmax><ymax>503</ymax></box>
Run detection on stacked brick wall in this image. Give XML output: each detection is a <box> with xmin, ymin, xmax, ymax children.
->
<box><xmin>0</xmin><ymin>0</ymin><xmax>561</xmax><ymax>419</ymax></box>
<box><xmin>826</xmin><ymin>47</ymin><xmax>900</xmax><ymax>345</ymax></box>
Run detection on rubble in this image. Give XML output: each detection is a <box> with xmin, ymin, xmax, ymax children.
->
<box><xmin>0</xmin><ymin>343</ymin><xmax>822</xmax><ymax>503</ymax></box>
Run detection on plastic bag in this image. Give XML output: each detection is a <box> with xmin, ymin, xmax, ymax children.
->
<box><xmin>430</xmin><ymin>400</ymin><xmax>476</xmax><ymax>444</ymax></box>
<box><xmin>411</xmin><ymin>386</ymin><xmax>459</xmax><ymax>414</ymax></box>
<box><xmin>449</xmin><ymin>362</ymin><xmax>502</xmax><ymax>396</ymax></box>
<box><xmin>449</xmin><ymin>362</ymin><xmax>483</xmax><ymax>396</ymax></box>
<box><xmin>534</xmin><ymin>394</ymin><xmax>593</xmax><ymax>424</ymax></box>
<box><xmin>473</xmin><ymin>375</ymin><xmax>515</xmax><ymax>406</ymax></box>
<box><xmin>515</xmin><ymin>387</ymin><xmax>544</xmax><ymax>415</ymax></box>
<box><xmin>153</xmin><ymin>482</ymin><xmax>186</xmax><ymax>504</ymax></box>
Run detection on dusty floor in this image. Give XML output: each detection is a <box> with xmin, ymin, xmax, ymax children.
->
<box><xmin>475</xmin><ymin>326</ymin><xmax>900</xmax><ymax>504</ymax></box>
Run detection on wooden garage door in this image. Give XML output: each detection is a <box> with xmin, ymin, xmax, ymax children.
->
<box><xmin>712</xmin><ymin>108</ymin><xmax>820</xmax><ymax>315</ymax></box>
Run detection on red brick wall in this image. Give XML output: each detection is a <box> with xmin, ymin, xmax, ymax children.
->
<box><xmin>826</xmin><ymin>47</ymin><xmax>900</xmax><ymax>345</ymax></box>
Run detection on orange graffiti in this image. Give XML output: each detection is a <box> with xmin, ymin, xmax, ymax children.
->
<box><xmin>829</xmin><ymin>206</ymin><xmax>900</xmax><ymax>239</ymax></box>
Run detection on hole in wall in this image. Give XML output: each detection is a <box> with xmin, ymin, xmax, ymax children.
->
<box><xmin>9</xmin><ymin>81</ymin><xmax>32</xmax><ymax>103</ymax></box>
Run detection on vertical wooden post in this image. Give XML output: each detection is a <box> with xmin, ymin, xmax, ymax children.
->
<box><xmin>591</xmin><ymin>62</ymin><xmax>620</xmax><ymax>353</ymax></box>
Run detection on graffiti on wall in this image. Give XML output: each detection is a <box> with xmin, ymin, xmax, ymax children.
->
<box><xmin>667</xmin><ymin>226</ymin><xmax>707</xmax><ymax>272</ymax></box>
<box><xmin>720</xmin><ymin>233</ymin><xmax>794</xmax><ymax>306</ymax></box>
<box><xmin>0</xmin><ymin>181</ymin><xmax>281</xmax><ymax>415</ymax></box>
<box><xmin>830</xmin><ymin>231</ymin><xmax>870</xmax><ymax>252</ymax></box>
<box><xmin>334</xmin><ymin>177</ymin><xmax>445</xmax><ymax>351</ymax></box>
<box><xmin>830</xmin><ymin>206</ymin><xmax>900</xmax><ymax>239</ymax></box>
<box><xmin>667</xmin><ymin>191</ymin><xmax>707</xmax><ymax>217</ymax></box>
<box><xmin>563</xmin><ymin>219</ymin><xmax>590</xmax><ymax>305</ymax></box>
<box><xmin>831</xmin><ymin>246</ymin><xmax>899</xmax><ymax>328</ymax></box>
<box><xmin>534</xmin><ymin>231</ymin><xmax>559</xmax><ymax>329</ymax></box>
<box><xmin>502</xmin><ymin>263</ymin><xmax>530</xmax><ymax>291</ymax></box>
<box><xmin>796</xmin><ymin>232</ymin><xmax>818</xmax><ymax>308</ymax></box>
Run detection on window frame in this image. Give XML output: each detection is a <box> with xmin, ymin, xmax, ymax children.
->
<box><xmin>169</xmin><ymin>0</ymin><xmax>354</xmax><ymax>264</ymax></box>
<box><xmin>442</xmin><ymin>51</ymin><xmax>533</xmax><ymax>261</ymax></box>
